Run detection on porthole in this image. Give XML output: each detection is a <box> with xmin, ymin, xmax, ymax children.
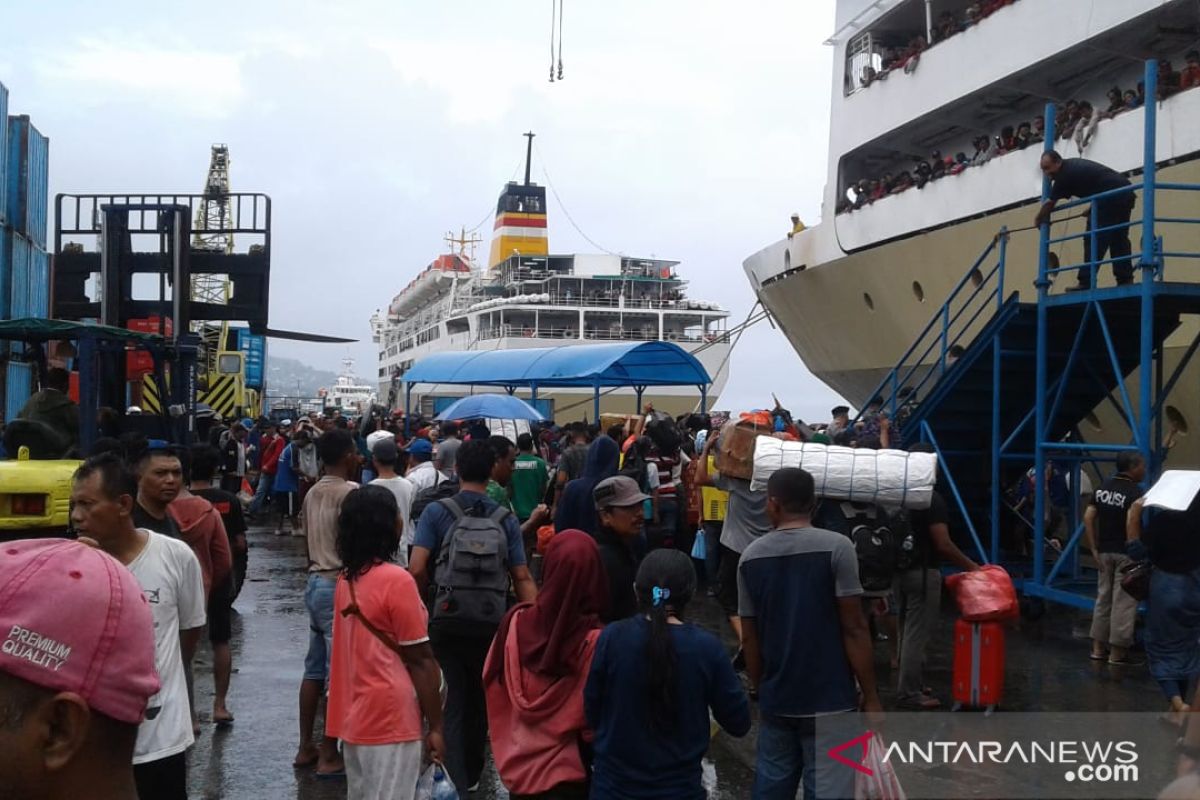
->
<box><xmin>863</xmin><ymin>292</ymin><xmax>875</xmax><ymax>311</ymax></box>
<box><xmin>912</xmin><ymin>281</ymin><xmax>925</xmax><ymax>302</ymax></box>
<box><xmin>1167</xmin><ymin>405</ymin><xmax>1189</xmax><ymax>435</ymax></box>
<box><xmin>969</xmin><ymin>269</ymin><xmax>984</xmax><ymax>288</ymax></box>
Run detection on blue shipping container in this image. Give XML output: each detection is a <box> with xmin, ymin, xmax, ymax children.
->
<box><xmin>8</xmin><ymin>231</ymin><xmax>49</xmax><ymax>319</ymax></box>
<box><xmin>234</xmin><ymin>328</ymin><xmax>267</xmax><ymax>389</ymax></box>
<box><xmin>4</xmin><ymin>361</ymin><xmax>33</xmax><ymax>423</ymax></box>
<box><xmin>0</xmin><ymin>82</ymin><xmax>8</xmax><ymax>226</ymax></box>
<box><xmin>5</xmin><ymin>115</ymin><xmax>48</xmax><ymax>248</ymax></box>
<box><xmin>0</xmin><ymin>226</ymin><xmax>10</xmax><ymax>318</ymax></box>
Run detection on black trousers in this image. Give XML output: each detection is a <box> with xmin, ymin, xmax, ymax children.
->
<box><xmin>1079</xmin><ymin>194</ymin><xmax>1136</xmax><ymax>286</ymax></box>
<box><xmin>431</xmin><ymin>629</ymin><xmax>493</xmax><ymax>791</ymax></box>
<box><xmin>134</xmin><ymin>752</ymin><xmax>187</xmax><ymax>800</ymax></box>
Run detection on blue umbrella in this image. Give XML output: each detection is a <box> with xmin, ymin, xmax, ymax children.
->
<box><xmin>434</xmin><ymin>393</ymin><xmax>546</xmax><ymax>422</ymax></box>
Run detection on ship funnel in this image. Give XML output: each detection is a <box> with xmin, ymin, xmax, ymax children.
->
<box><xmin>489</xmin><ymin>133</ymin><xmax>549</xmax><ymax>268</ymax></box>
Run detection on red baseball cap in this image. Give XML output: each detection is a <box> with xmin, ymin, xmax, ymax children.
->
<box><xmin>0</xmin><ymin>539</ymin><xmax>160</xmax><ymax>725</ymax></box>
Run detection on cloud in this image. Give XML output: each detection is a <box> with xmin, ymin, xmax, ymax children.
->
<box><xmin>34</xmin><ymin>36</ymin><xmax>245</xmax><ymax>118</ymax></box>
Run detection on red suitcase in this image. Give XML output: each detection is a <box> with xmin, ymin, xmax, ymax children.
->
<box><xmin>952</xmin><ymin>619</ymin><xmax>1004</xmax><ymax>713</ymax></box>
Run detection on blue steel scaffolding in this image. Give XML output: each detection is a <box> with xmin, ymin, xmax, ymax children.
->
<box><xmin>861</xmin><ymin>59</ymin><xmax>1200</xmax><ymax>611</ymax></box>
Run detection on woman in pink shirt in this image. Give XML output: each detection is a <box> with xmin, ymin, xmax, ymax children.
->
<box><xmin>326</xmin><ymin>486</ymin><xmax>445</xmax><ymax>800</ymax></box>
<box><xmin>483</xmin><ymin>529</ymin><xmax>609</xmax><ymax>799</ymax></box>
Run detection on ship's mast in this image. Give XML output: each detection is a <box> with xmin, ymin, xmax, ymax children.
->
<box><xmin>523</xmin><ymin>131</ymin><xmax>535</xmax><ymax>186</ymax></box>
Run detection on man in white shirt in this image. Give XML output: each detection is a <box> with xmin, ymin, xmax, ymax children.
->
<box><xmin>70</xmin><ymin>454</ymin><xmax>206</xmax><ymax>800</ymax></box>
<box><xmin>368</xmin><ymin>437</ymin><xmax>416</xmax><ymax>564</ymax></box>
<box><xmin>406</xmin><ymin>438</ymin><xmax>441</xmax><ymax>494</ymax></box>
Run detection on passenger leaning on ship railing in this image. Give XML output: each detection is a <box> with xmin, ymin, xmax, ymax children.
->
<box><xmin>835</xmin><ymin>54</ymin><xmax>1200</xmax><ymax>217</ymax></box>
<box><xmin>1034</xmin><ymin>150</ymin><xmax>1135</xmax><ymax>290</ymax></box>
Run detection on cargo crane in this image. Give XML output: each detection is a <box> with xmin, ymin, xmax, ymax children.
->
<box><xmin>186</xmin><ymin>145</ymin><xmax>264</xmax><ymax>420</ymax></box>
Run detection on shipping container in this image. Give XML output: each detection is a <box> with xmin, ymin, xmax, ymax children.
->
<box><xmin>5</xmin><ymin>115</ymin><xmax>48</xmax><ymax>248</ymax></box>
<box><xmin>126</xmin><ymin>316</ymin><xmax>173</xmax><ymax>379</ymax></box>
<box><xmin>7</xmin><ymin>231</ymin><xmax>48</xmax><ymax>318</ymax></box>
<box><xmin>4</xmin><ymin>361</ymin><xmax>33</xmax><ymax>423</ymax></box>
<box><xmin>234</xmin><ymin>328</ymin><xmax>267</xmax><ymax>389</ymax></box>
<box><xmin>0</xmin><ymin>82</ymin><xmax>8</xmax><ymax>226</ymax></box>
<box><xmin>0</xmin><ymin>225</ymin><xmax>10</xmax><ymax>318</ymax></box>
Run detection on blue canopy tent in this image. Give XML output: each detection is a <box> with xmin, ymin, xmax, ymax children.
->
<box><xmin>401</xmin><ymin>341</ymin><xmax>712</xmax><ymax>426</ymax></box>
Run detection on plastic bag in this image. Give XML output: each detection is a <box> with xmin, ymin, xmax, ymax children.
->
<box><xmin>416</xmin><ymin>762</ymin><xmax>459</xmax><ymax>800</ymax></box>
<box><xmin>945</xmin><ymin>565</ymin><xmax>1019</xmax><ymax>623</ymax></box>
<box><xmin>856</xmin><ymin>733</ymin><xmax>907</xmax><ymax>800</ymax></box>
<box><xmin>691</xmin><ymin>526</ymin><xmax>707</xmax><ymax>559</ymax></box>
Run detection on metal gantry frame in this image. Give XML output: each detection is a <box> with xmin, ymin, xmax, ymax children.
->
<box><xmin>858</xmin><ymin>59</ymin><xmax>1200</xmax><ymax>610</ymax></box>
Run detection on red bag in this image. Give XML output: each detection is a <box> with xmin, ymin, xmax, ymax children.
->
<box><xmin>945</xmin><ymin>565</ymin><xmax>1018</xmax><ymax>622</ymax></box>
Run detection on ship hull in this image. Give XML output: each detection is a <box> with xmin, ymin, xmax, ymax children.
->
<box><xmin>750</xmin><ymin>158</ymin><xmax>1200</xmax><ymax>464</ymax></box>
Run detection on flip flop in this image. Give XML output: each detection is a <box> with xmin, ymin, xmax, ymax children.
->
<box><xmin>898</xmin><ymin>695</ymin><xmax>942</xmax><ymax>711</ymax></box>
<box><xmin>1089</xmin><ymin>653</ymin><xmax>1108</xmax><ymax>661</ymax></box>
<box><xmin>292</xmin><ymin>752</ymin><xmax>319</xmax><ymax>769</ymax></box>
<box><xmin>213</xmin><ymin>712</ymin><xmax>235</xmax><ymax>728</ymax></box>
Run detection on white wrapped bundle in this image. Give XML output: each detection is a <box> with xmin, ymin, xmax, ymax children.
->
<box><xmin>751</xmin><ymin>437</ymin><xmax>938</xmax><ymax>509</ymax></box>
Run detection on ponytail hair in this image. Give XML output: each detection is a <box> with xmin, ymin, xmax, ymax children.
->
<box><xmin>634</xmin><ymin>549</ymin><xmax>697</xmax><ymax>732</ymax></box>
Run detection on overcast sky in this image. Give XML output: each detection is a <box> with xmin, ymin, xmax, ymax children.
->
<box><xmin>1</xmin><ymin>0</ymin><xmax>848</xmax><ymax>422</ymax></box>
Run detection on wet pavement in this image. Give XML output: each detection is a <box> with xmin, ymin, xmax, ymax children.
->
<box><xmin>184</xmin><ymin>527</ymin><xmax>1164</xmax><ymax>799</ymax></box>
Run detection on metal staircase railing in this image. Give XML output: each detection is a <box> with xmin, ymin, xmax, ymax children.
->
<box><xmin>856</xmin><ymin>229</ymin><xmax>1009</xmax><ymax>429</ymax></box>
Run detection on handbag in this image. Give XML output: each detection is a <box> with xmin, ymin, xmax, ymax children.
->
<box><xmin>1119</xmin><ymin>560</ymin><xmax>1153</xmax><ymax>602</ymax></box>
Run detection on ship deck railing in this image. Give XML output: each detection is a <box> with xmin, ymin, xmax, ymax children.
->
<box><xmin>453</xmin><ymin>294</ymin><xmax>710</xmax><ymax>313</ymax></box>
<box><xmin>475</xmin><ymin>325</ymin><xmax>728</xmax><ymax>344</ymax></box>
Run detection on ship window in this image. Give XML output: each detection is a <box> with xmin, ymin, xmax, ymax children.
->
<box><xmin>863</xmin><ymin>292</ymin><xmax>875</xmax><ymax>311</ymax></box>
<box><xmin>1167</xmin><ymin>405</ymin><xmax>1190</xmax><ymax>435</ymax></box>
<box><xmin>969</xmin><ymin>269</ymin><xmax>984</xmax><ymax>288</ymax></box>
<box><xmin>844</xmin><ymin>32</ymin><xmax>883</xmax><ymax>96</ymax></box>
<box><xmin>911</xmin><ymin>280</ymin><xmax>925</xmax><ymax>302</ymax></box>
<box><xmin>784</xmin><ymin>249</ymin><xmax>791</xmax><ymax>271</ymax></box>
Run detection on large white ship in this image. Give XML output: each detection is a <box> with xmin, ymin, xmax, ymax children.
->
<box><xmin>373</xmin><ymin>136</ymin><xmax>731</xmax><ymax>418</ymax></box>
<box><xmin>744</xmin><ymin>0</ymin><xmax>1200</xmax><ymax>462</ymax></box>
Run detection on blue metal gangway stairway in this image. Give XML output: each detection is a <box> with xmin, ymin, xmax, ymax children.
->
<box><xmin>860</xmin><ymin>60</ymin><xmax>1200</xmax><ymax>611</ymax></box>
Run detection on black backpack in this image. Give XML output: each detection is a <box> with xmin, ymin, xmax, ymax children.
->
<box><xmin>431</xmin><ymin>495</ymin><xmax>512</xmax><ymax>628</ymax></box>
<box><xmin>842</xmin><ymin>502</ymin><xmax>898</xmax><ymax>592</ymax></box>
<box><xmin>891</xmin><ymin>509</ymin><xmax>925</xmax><ymax>572</ymax></box>
<box><xmin>411</xmin><ymin>476</ymin><xmax>460</xmax><ymax>523</ymax></box>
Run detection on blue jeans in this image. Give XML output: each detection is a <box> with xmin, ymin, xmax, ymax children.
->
<box><xmin>303</xmin><ymin>574</ymin><xmax>337</xmax><ymax>682</ymax></box>
<box><xmin>754</xmin><ymin>714</ymin><xmax>856</xmax><ymax>800</ymax></box>
<box><xmin>248</xmin><ymin>470</ymin><xmax>274</xmax><ymax>515</ymax></box>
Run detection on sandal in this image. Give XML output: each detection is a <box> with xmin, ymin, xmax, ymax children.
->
<box><xmin>1089</xmin><ymin>652</ymin><xmax>1108</xmax><ymax>661</ymax></box>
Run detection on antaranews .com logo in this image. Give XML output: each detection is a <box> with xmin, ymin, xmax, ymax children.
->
<box><xmin>820</xmin><ymin>716</ymin><xmax>1156</xmax><ymax>800</ymax></box>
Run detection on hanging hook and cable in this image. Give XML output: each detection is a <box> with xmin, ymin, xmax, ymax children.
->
<box><xmin>549</xmin><ymin>0</ymin><xmax>564</xmax><ymax>82</ymax></box>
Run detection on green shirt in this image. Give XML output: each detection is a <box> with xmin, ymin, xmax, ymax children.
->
<box><xmin>487</xmin><ymin>480</ymin><xmax>513</xmax><ymax>512</ymax></box>
<box><xmin>510</xmin><ymin>453</ymin><xmax>550</xmax><ymax>521</ymax></box>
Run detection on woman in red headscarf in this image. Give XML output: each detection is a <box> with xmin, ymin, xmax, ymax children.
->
<box><xmin>483</xmin><ymin>529</ymin><xmax>609</xmax><ymax>799</ymax></box>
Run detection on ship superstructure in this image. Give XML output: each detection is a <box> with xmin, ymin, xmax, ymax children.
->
<box><xmin>373</xmin><ymin>136</ymin><xmax>731</xmax><ymax>417</ymax></box>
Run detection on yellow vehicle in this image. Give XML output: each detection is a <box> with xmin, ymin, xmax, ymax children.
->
<box><xmin>0</xmin><ymin>318</ymin><xmax>187</xmax><ymax>540</ymax></box>
<box><xmin>0</xmin><ymin>446</ymin><xmax>79</xmax><ymax>541</ymax></box>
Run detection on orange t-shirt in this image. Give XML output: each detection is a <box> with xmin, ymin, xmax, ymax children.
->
<box><xmin>326</xmin><ymin>563</ymin><xmax>429</xmax><ymax>745</ymax></box>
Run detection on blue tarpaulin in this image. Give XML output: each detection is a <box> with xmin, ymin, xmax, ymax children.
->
<box><xmin>402</xmin><ymin>341</ymin><xmax>712</xmax><ymax>426</ymax></box>
<box><xmin>402</xmin><ymin>341</ymin><xmax>711</xmax><ymax>388</ymax></box>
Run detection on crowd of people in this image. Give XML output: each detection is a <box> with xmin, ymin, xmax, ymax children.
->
<box><xmin>855</xmin><ymin>0</ymin><xmax>1020</xmax><ymax>91</ymax></box>
<box><xmin>7</xmin><ymin>391</ymin><xmax>1200</xmax><ymax>799</ymax></box>
<box><xmin>838</xmin><ymin>51</ymin><xmax>1200</xmax><ymax>216</ymax></box>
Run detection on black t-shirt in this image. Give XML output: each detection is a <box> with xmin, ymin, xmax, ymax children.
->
<box><xmin>594</xmin><ymin>527</ymin><xmax>639</xmax><ymax>623</ymax></box>
<box><xmin>1050</xmin><ymin>158</ymin><xmax>1130</xmax><ymax>202</ymax></box>
<box><xmin>1090</xmin><ymin>474</ymin><xmax>1143</xmax><ymax>553</ymax></box>
<box><xmin>133</xmin><ymin>502</ymin><xmax>181</xmax><ymax>539</ymax></box>
<box><xmin>194</xmin><ymin>487</ymin><xmax>247</xmax><ymax>547</ymax></box>
<box><xmin>907</xmin><ymin>490</ymin><xmax>950</xmax><ymax>568</ymax></box>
